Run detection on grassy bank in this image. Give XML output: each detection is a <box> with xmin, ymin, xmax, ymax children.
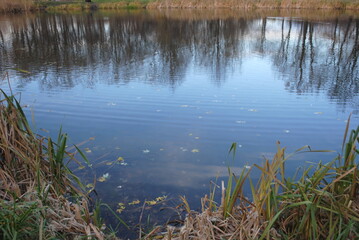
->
<box><xmin>40</xmin><ymin>0</ymin><xmax>149</xmax><ymax>12</ymax></box>
<box><xmin>2</xmin><ymin>0</ymin><xmax>359</xmax><ymax>13</ymax></box>
<box><xmin>0</xmin><ymin>90</ymin><xmax>117</xmax><ymax>239</ymax></box>
<box><xmin>147</xmin><ymin>0</ymin><xmax>359</xmax><ymax>10</ymax></box>
<box><xmin>154</xmin><ymin>122</ymin><xmax>359</xmax><ymax>239</ymax></box>
<box><xmin>0</xmin><ymin>0</ymin><xmax>149</xmax><ymax>13</ymax></box>
<box><xmin>37</xmin><ymin>0</ymin><xmax>359</xmax><ymax>11</ymax></box>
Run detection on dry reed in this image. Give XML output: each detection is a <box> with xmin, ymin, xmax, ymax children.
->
<box><xmin>159</xmin><ymin>122</ymin><xmax>359</xmax><ymax>239</ymax></box>
<box><xmin>0</xmin><ymin>90</ymin><xmax>110</xmax><ymax>239</ymax></box>
<box><xmin>147</xmin><ymin>0</ymin><xmax>359</xmax><ymax>10</ymax></box>
<box><xmin>0</xmin><ymin>0</ymin><xmax>35</xmax><ymax>13</ymax></box>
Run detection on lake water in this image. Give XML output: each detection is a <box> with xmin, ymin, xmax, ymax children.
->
<box><xmin>1</xmin><ymin>9</ymin><xmax>359</xmax><ymax>237</ymax></box>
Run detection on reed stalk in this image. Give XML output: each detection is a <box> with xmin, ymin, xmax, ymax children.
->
<box><xmin>164</xmin><ymin>117</ymin><xmax>358</xmax><ymax>239</ymax></box>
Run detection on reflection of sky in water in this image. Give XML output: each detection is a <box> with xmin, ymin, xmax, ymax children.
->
<box><xmin>0</xmin><ymin>11</ymin><xmax>358</xmax><ymax>234</ymax></box>
<box><xmin>6</xmin><ymin>55</ymin><xmax>354</xmax><ymax>183</ymax></box>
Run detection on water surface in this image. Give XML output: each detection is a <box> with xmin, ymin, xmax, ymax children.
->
<box><xmin>0</xmin><ymin>9</ymin><xmax>358</xmax><ymax>236</ymax></box>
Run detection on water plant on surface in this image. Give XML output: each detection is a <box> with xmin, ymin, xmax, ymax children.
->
<box><xmin>162</xmin><ymin>119</ymin><xmax>358</xmax><ymax>239</ymax></box>
<box><xmin>0</xmin><ymin>90</ymin><xmax>118</xmax><ymax>239</ymax></box>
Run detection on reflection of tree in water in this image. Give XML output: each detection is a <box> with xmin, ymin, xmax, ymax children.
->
<box><xmin>0</xmin><ymin>13</ymin><xmax>246</xmax><ymax>89</ymax></box>
<box><xmin>0</xmin><ymin>13</ymin><xmax>358</xmax><ymax>105</ymax></box>
<box><xmin>269</xmin><ymin>18</ymin><xmax>359</xmax><ymax>107</ymax></box>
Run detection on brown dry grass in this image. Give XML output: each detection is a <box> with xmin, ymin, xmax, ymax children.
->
<box><xmin>147</xmin><ymin>0</ymin><xmax>359</xmax><ymax>10</ymax></box>
<box><xmin>154</xmin><ymin>130</ymin><xmax>359</xmax><ymax>239</ymax></box>
<box><xmin>143</xmin><ymin>8</ymin><xmax>359</xmax><ymax>21</ymax></box>
<box><xmin>0</xmin><ymin>0</ymin><xmax>35</xmax><ymax>13</ymax></box>
<box><xmin>0</xmin><ymin>89</ymin><xmax>110</xmax><ymax>239</ymax></box>
<box><xmin>163</xmin><ymin>197</ymin><xmax>264</xmax><ymax>240</ymax></box>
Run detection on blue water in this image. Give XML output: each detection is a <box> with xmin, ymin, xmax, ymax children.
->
<box><xmin>0</xmin><ymin>10</ymin><xmax>358</xmax><ymax>236</ymax></box>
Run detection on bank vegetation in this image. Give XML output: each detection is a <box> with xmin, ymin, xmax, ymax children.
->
<box><xmin>153</xmin><ymin>123</ymin><xmax>359</xmax><ymax>239</ymax></box>
<box><xmin>1</xmin><ymin>0</ymin><xmax>359</xmax><ymax>13</ymax></box>
<box><xmin>0</xmin><ymin>90</ymin><xmax>117</xmax><ymax>239</ymax></box>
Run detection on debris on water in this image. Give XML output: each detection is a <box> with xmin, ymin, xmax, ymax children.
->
<box><xmin>145</xmin><ymin>200</ymin><xmax>157</xmax><ymax>205</ymax></box>
<box><xmin>236</xmin><ymin>120</ymin><xmax>246</xmax><ymax>124</ymax></box>
<box><xmin>106</xmin><ymin>162</ymin><xmax>113</xmax><ymax>165</ymax></box>
<box><xmin>98</xmin><ymin>173</ymin><xmax>110</xmax><ymax>182</ymax></box>
<box><xmin>98</xmin><ymin>177</ymin><xmax>106</xmax><ymax>182</ymax></box>
<box><xmin>160</xmin><ymin>148</ymin><xmax>164</xmax><ymax>151</ymax></box>
<box><xmin>84</xmin><ymin>148</ymin><xmax>92</xmax><ymax>153</ymax></box>
<box><xmin>248</xmin><ymin>109</ymin><xmax>258</xmax><ymax>112</ymax></box>
<box><xmin>117</xmin><ymin>157</ymin><xmax>124</xmax><ymax>162</ymax></box>
<box><xmin>143</xmin><ymin>149</ymin><xmax>150</xmax><ymax>153</ymax></box>
<box><xmin>191</xmin><ymin>149</ymin><xmax>200</xmax><ymax>153</ymax></box>
<box><xmin>129</xmin><ymin>200</ymin><xmax>140</xmax><ymax>205</ymax></box>
<box><xmin>195</xmin><ymin>137</ymin><xmax>200</xmax><ymax>139</ymax></box>
<box><xmin>244</xmin><ymin>165</ymin><xmax>251</xmax><ymax>169</ymax></box>
<box><xmin>116</xmin><ymin>203</ymin><xmax>125</xmax><ymax>213</ymax></box>
<box><xmin>314</xmin><ymin>112</ymin><xmax>323</xmax><ymax>115</ymax></box>
<box><xmin>180</xmin><ymin>105</ymin><xmax>189</xmax><ymax>107</ymax></box>
<box><xmin>78</xmin><ymin>165</ymin><xmax>85</xmax><ymax>170</ymax></box>
<box><xmin>40</xmin><ymin>128</ymin><xmax>49</xmax><ymax>133</ymax></box>
<box><xmin>155</xmin><ymin>195</ymin><xmax>167</xmax><ymax>202</ymax></box>
<box><xmin>117</xmin><ymin>185</ymin><xmax>122</xmax><ymax>189</ymax></box>
<box><xmin>188</xmin><ymin>133</ymin><xmax>193</xmax><ymax>136</ymax></box>
<box><xmin>180</xmin><ymin>147</ymin><xmax>188</xmax><ymax>152</ymax></box>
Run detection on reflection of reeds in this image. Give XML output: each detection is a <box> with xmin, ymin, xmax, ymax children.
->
<box><xmin>0</xmin><ymin>90</ymin><xmax>108</xmax><ymax>239</ymax></box>
<box><xmin>0</xmin><ymin>0</ymin><xmax>34</xmax><ymax>13</ymax></box>
<box><xmin>165</xmin><ymin>120</ymin><xmax>359</xmax><ymax>239</ymax></box>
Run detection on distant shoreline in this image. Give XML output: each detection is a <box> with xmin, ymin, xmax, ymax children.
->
<box><xmin>147</xmin><ymin>0</ymin><xmax>359</xmax><ymax>10</ymax></box>
<box><xmin>1</xmin><ymin>0</ymin><xmax>359</xmax><ymax>13</ymax></box>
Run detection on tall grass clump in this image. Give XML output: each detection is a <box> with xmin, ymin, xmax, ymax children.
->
<box><xmin>0</xmin><ymin>90</ymin><xmax>109</xmax><ymax>239</ymax></box>
<box><xmin>166</xmin><ymin>120</ymin><xmax>358</xmax><ymax>239</ymax></box>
